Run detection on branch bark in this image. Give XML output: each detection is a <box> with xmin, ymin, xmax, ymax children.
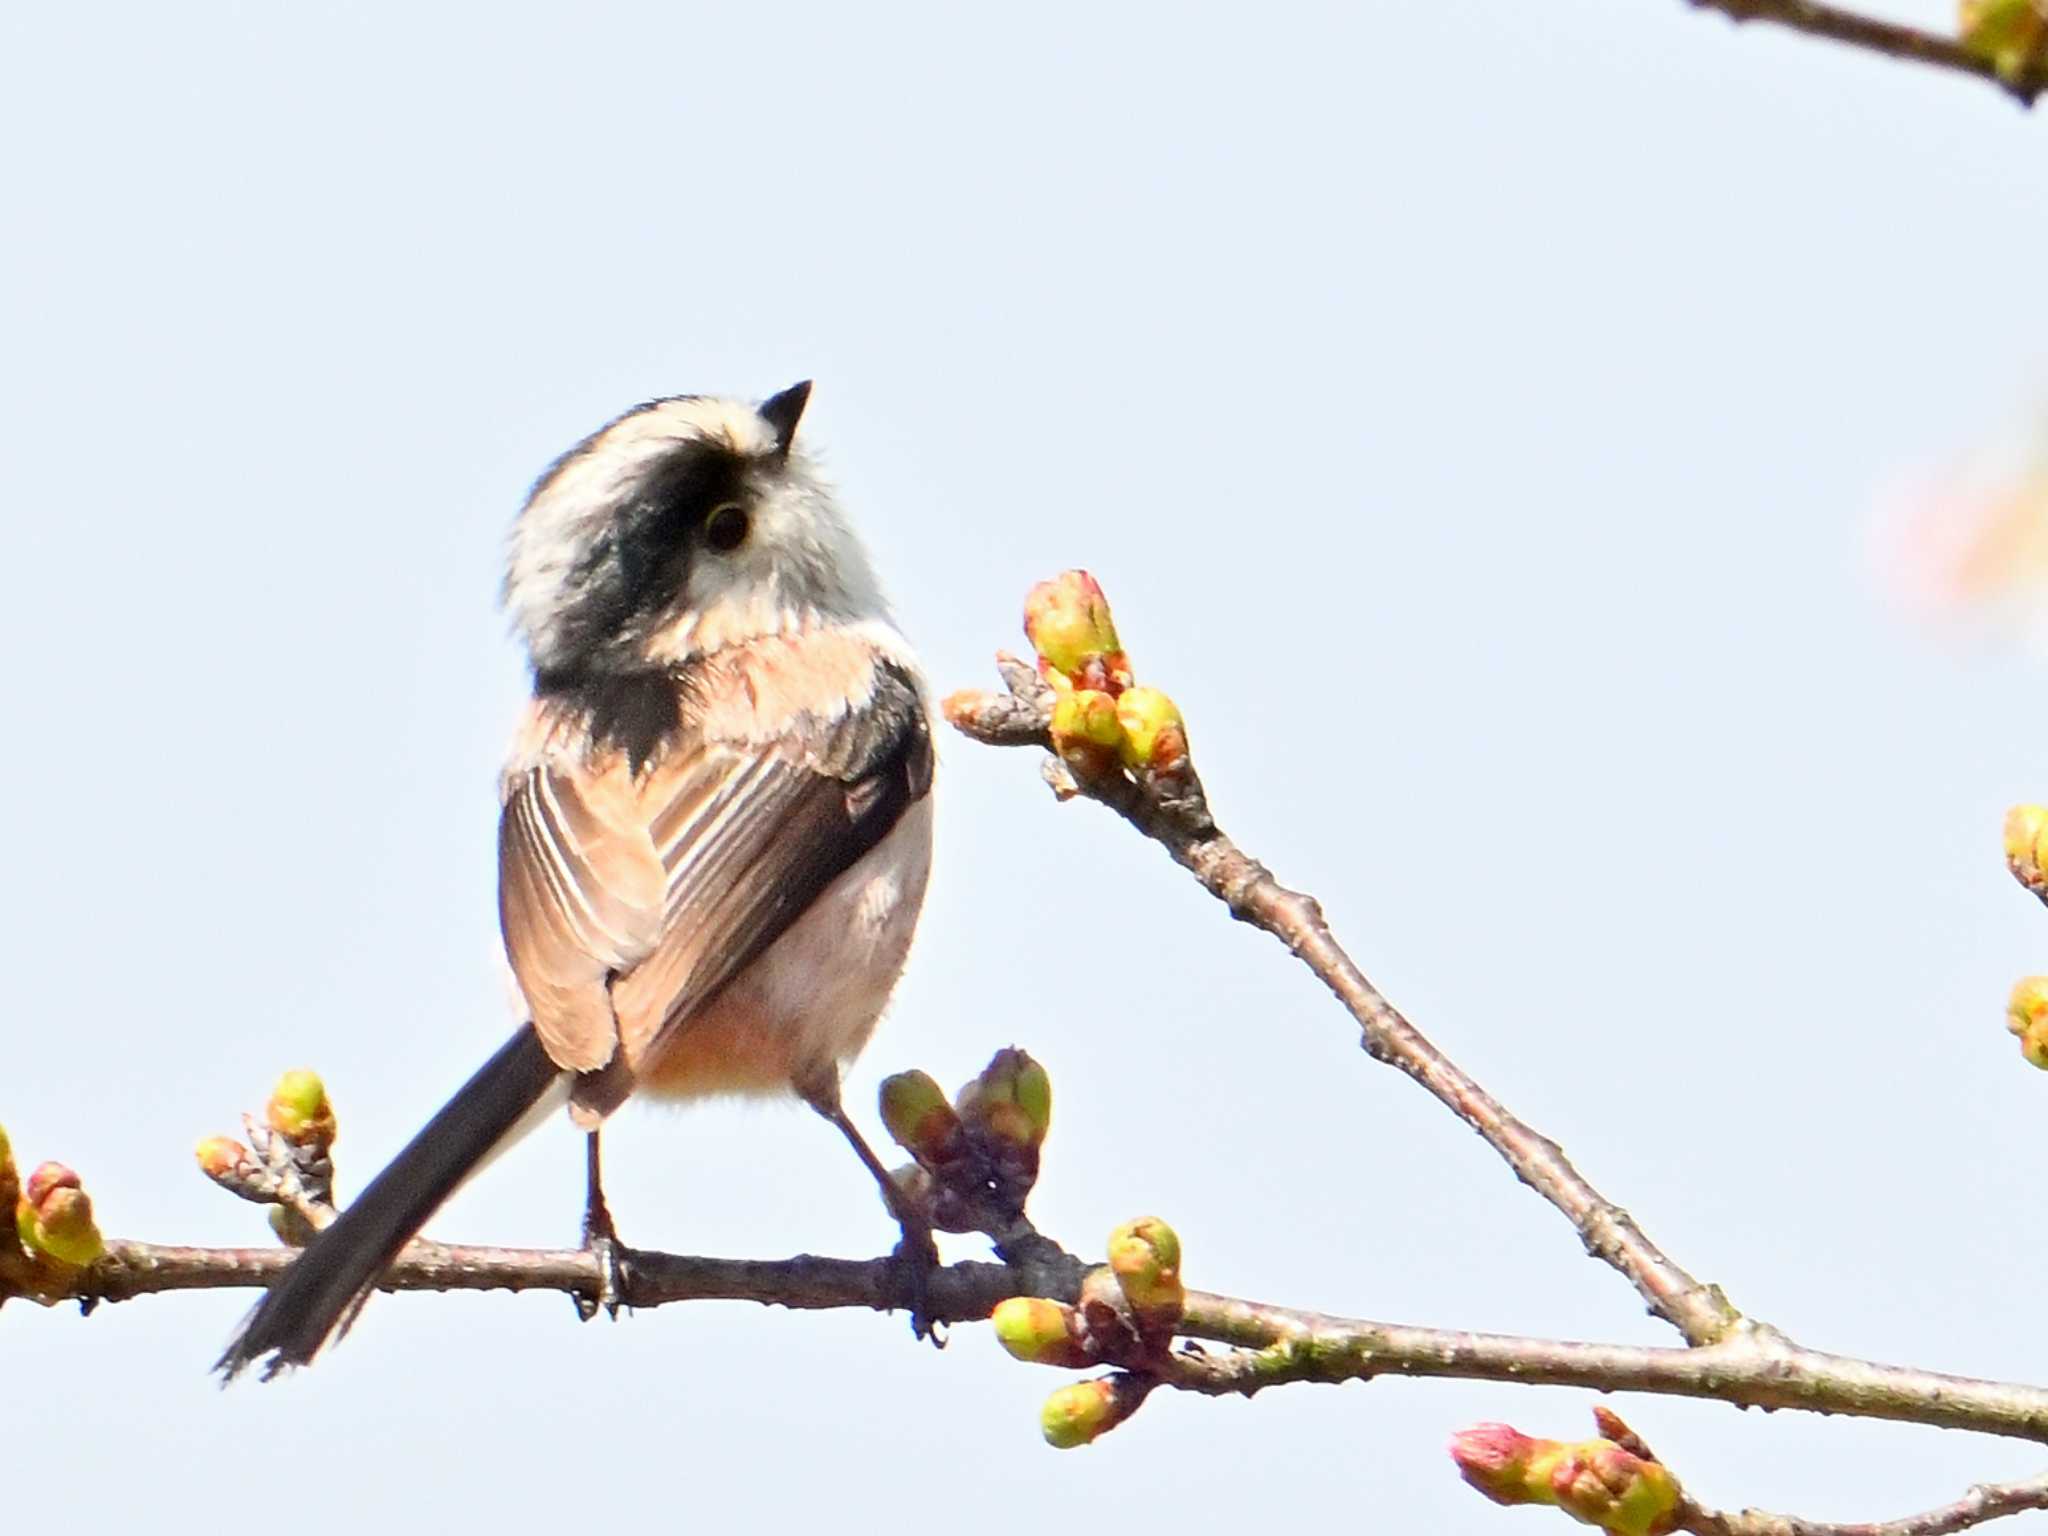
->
<box><xmin>57</xmin><ymin>1235</ymin><xmax>2048</xmax><ymax>1453</ymax></box>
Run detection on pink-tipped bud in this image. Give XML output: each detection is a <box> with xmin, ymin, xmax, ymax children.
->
<box><xmin>1451</xmin><ymin>1422</ymin><xmax>1681</xmax><ymax>1536</ymax></box>
<box><xmin>1450</xmin><ymin>1424</ymin><xmax>1543</xmax><ymax>1506</ymax></box>
<box><xmin>1040</xmin><ymin>1375</ymin><xmax>1147</xmax><ymax>1449</ymax></box>
<box><xmin>2010</xmin><ymin>977</ymin><xmax>2048</xmax><ymax>1069</ymax></box>
<box><xmin>1107</xmin><ymin>1216</ymin><xmax>1184</xmax><ymax>1334</ymax></box>
<box><xmin>1115</xmin><ymin>687</ymin><xmax>1188</xmax><ymax>773</ymax></box>
<box><xmin>1024</xmin><ymin>571</ymin><xmax>1130</xmax><ymax>688</ymax></box>
<box><xmin>990</xmin><ymin>1296</ymin><xmax>1094</xmax><ymax>1368</ymax></box>
<box><xmin>266</xmin><ymin>1069</ymin><xmax>336</xmax><ymax>1149</ymax></box>
<box><xmin>879</xmin><ymin>1071</ymin><xmax>966</xmax><ymax>1168</ymax></box>
<box><xmin>16</xmin><ymin>1162</ymin><xmax>103</xmax><ymax>1267</ymax></box>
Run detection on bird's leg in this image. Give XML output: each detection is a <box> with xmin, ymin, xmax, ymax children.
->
<box><xmin>798</xmin><ymin>1075</ymin><xmax>942</xmax><ymax>1343</ymax></box>
<box><xmin>576</xmin><ymin>1128</ymin><xmax>630</xmax><ymax>1321</ymax></box>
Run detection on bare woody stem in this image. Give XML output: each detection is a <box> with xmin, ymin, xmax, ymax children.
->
<box><xmin>1680</xmin><ymin>0</ymin><xmax>2047</xmax><ymax>104</ymax></box>
<box><xmin>944</xmin><ymin>660</ymin><xmax>1739</xmax><ymax>1347</ymax></box>
<box><xmin>1680</xmin><ymin>1473</ymin><xmax>2048</xmax><ymax>1536</ymax></box>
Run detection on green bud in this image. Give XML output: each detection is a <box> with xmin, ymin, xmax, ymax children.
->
<box><xmin>1107</xmin><ymin>1216</ymin><xmax>1184</xmax><ymax>1331</ymax></box>
<box><xmin>990</xmin><ymin>1296</ymin><xmax>1093</xmax><ymax>1367</ymax></box>
<box><xmin>1040</xmin><ymin>1378</ymin><xmax>1133</xmax><ymax>1449</ymax></box>
<box><xmin>1961</xmin><ymin>0</ymin><xmax>2048</xmax><ymax>83</ymax></box>
<box><xmin>878</xmin><ymin>1071</ymin><xmax>965</xmax><ymax>1167</ymax></box>
<box><xmin>266</xmin><ymin>1069</ymin><xmax>336</xmax><ymax>1149</ymax></box>
<box><xmin>958</xmin><ymin>1049</ymin><xmax>1052</xmax><ymax>1150</ymax></box>
<box><xmin>1115</xmin><ymin>687</ymin><xmax>1187</xmax><ymax>772</ymax></box>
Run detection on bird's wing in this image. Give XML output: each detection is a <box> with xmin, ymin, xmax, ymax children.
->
<box><xmin>497</xmin><ymin>654</ymin><xmax>931</xmax><ymax>1095</ymax></box>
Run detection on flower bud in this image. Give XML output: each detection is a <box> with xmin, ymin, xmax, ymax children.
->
<box><xmin>1024</xmin><ymin>571</ymin><xmax>1129</xmax><ymax>686</ymax></box>
<box><xmin>2011</xmin><ymin>977</ymin><xmax>2048</xmax><ymax>1069</ymax></box>
<box><xmin>990</xmin><ymin>1296</ymin><xmax>1094</xmax><ymax>1368</ymax></box>
<box><xmin>194</xmin><ymin>1135</ymin><xmax>258</xmax><ymax>1186</ymax></box>
<box><xmin>957</xmin><ymin>1049</ymin><xmax>1052</xmax><ymax>1152</ymax></box>
<box><xmin>1450</xmin><ymin>1423</ymin><xmax>1542</xmax><ymax>1506</ymax></box>
<box><xmin>1961</xmin><ymin>0</ymin><xmax>2048</xmax><ymax>83</ymax></box>
<box><xmin>1049</xmin><ymin>688</ymin><xmax>1124</xmax><ymax>776</ymax></box>
<box><xmin>2007</xmin><ymin>804</ymin><xmax>2048</xmax><ymax>894</ymax></box>
<box><xmin>1115</xmin><ymin>687</ymin><xmax>1187</xmax><ymax>772</ymax></box>
<box><xmin>1546</xmin><ymin>1442</ymin><xmax>1682</xmax><ymax>1536</ymax></box>
<box><xmin>266</xmin><ymin>1069</ymin><xmax>336</xmax><ymax>1149</ymax></box>
<box><xmin>1107</xmin><ymin>1216</ymin><xmax>1184</xmax><ymax>1333</ymax></box>
<box><xmin>879</xmin><ymin>1071</ymin><xmax>966</xmax><ymax>1168</ymax></box>
<box><xmin>16</xmin><ymin>1162</ymin><xmax>103</xmax><ymax>1267</ymax></box>
<box><xmin>1450</xmin><ymin>1423</ymin><xmax>1681</xmax><ymax>1536</ymax></box>
<box><xmin>1040</xmin><ymin>1375</ymin><xmax>1147</xmax><ymax>1448</ymax></box>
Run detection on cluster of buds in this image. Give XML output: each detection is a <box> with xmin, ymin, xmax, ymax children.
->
<box><xmin>988</xmin><ymin>1215</ymin><xmax>1188</xmax><ymax>1447</ymax></box>
<box><xmin>0</xmin><ymin>1124</ymin><xmax>106</xmax><ymax>1301</ymax></box>
<box><xmin>2003</xmin><ymin>808</ymin><xmax>2048</xmax><ymax>1069</ymax></box>
<box><xmin>1960</xmin><ymin>0</ymin><xmax>2048</xmax><ymax>84</ymax></box>
<box><xmin>195</xmin><ymin>1069</ymin><xmax>340</xmax><ymax>1243</ymax></box>
<box><xmin>1024</xmin><ymin>571</ymin><xmax>1189</xmax><ymax>782</ymax></box>
<box><xmin>879</xmin><ymin>1048</ymin><xmax>1052</xmax><ymax>1227</ymax></box>
<box><xmin>1449</xmin><ymin>1410</ymin><xmax>1682</xmax><ymax>1536</ymax></box>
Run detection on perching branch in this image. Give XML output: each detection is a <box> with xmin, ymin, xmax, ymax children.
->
<box><xmin>1679</xmin><ymin>0</ymin><xmax>2048</xmax><ymax>105</ymax></box>
<box><xmin>51</xmin><ymin>1232</ymin><xmax>2048</xmax><ymax>1453</ymax></box>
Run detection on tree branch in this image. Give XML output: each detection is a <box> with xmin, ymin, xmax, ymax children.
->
<box><xmin>62</xmin><ymin>1235</ymin><xmax>2048</xmax><ymax>1449</ymax></box>
<box><xmin>1682</xmin><ymin>1472</ymin><xmax>2048</xmax><ymax>1536</ymax></box>
<box><xmin>945</xmin><ymin>658</ymin><xmax>1740</xmax><ymax>1347</ymax></box>
<box><xmin>1680</xmin><ymin>0</ymin><xmax>2047</xmax><ymax>105</ymax></box>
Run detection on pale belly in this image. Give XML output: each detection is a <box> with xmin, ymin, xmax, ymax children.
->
<box><xmin>636</xmin><ymin>796</ymin><xmax>934</xmax><ymax>1101</ymax></box>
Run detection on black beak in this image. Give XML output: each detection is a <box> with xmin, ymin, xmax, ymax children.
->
<box><xmin>759</xmin><ymin>380</ymin><xmax>813</xmax><ymax>456</ymax></box>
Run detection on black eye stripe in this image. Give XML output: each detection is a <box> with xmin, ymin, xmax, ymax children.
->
<box><xmin>543</xmin><ymin>439</ymin><xmax>755</xmax><ymax>674</ymax></box>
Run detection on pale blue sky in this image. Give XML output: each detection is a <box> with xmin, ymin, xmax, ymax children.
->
<box><xmin>5</xmin><ymin>2</ymin><xmax>2048</xmax><ymax>1529</ymax></box>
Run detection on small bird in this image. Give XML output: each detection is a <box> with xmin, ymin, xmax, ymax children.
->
<box><xmin>217</xmin><ymin>382</ymin><xmax>936</xmax><ymax>1379</ymax></box>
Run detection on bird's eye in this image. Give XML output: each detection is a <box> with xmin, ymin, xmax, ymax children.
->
<box><xmin>702</xmin><ymin>502</ymin><xmax>750</xmax><ymax>552</ymax></box>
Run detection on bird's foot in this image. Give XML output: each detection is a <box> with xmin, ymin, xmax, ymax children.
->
<box><xmin>575</xmin><ymin>1197</ymin><xmax>633</xmax><ymax>1322</ymax></box>
<box><xmin>892</xmin><ymin>1209</ymin><xmax>944</xmax><ymax>1347</ymax></box>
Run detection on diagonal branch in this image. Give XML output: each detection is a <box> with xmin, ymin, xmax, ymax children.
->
<box><xmin>1679</xmin><ymin>0</ymin><xmax>2046</xmax><ymax>104</ymax></box>
<box><xmin>944</xmin><ymin>659</ymin><xmax>1740</xmax><ymax>1346</ymax></box>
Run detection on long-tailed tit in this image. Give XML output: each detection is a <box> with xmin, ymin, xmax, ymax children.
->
<box><xmin>218</xmin><ymin>382</ymin><xmax>935</xmax><ymax>1378</ymax></box>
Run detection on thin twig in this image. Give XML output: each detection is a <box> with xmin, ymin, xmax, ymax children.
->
<box><xmin>1682</xmin><ymin>0</ymin><xmax>2046</xmax><ymax>104</ymax></box>
<box><xmin>1681</xmin><ymin>1473</ymin><xmax>2048</xmax><ymax>1536</ymax></box>
<box><xmin>944</xmin><ymin>663</ymin><xmax>1739</xmax><ymax>1346</ymax></box>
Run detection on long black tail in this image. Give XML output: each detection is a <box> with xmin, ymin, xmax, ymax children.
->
<box><xmin>215</xmin><ymin>1024</ymin><xmax>563</xmax><ymax>1382</ymax></box>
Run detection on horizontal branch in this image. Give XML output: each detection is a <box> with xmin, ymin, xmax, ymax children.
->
<box><xmin>944</xmin><ymin>661</ymin><xmax>1738</xmax><ymax>1347</ymax></box>
<box><xmin>62</xmin><ymin>1236</ymin><xmax>2048</xmax><ymax>1447</ymax></box>
<box><xmin>1682</xmin><ymin>0</ymin><xmax>2046</xmax><ymax>104</ymax></box>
